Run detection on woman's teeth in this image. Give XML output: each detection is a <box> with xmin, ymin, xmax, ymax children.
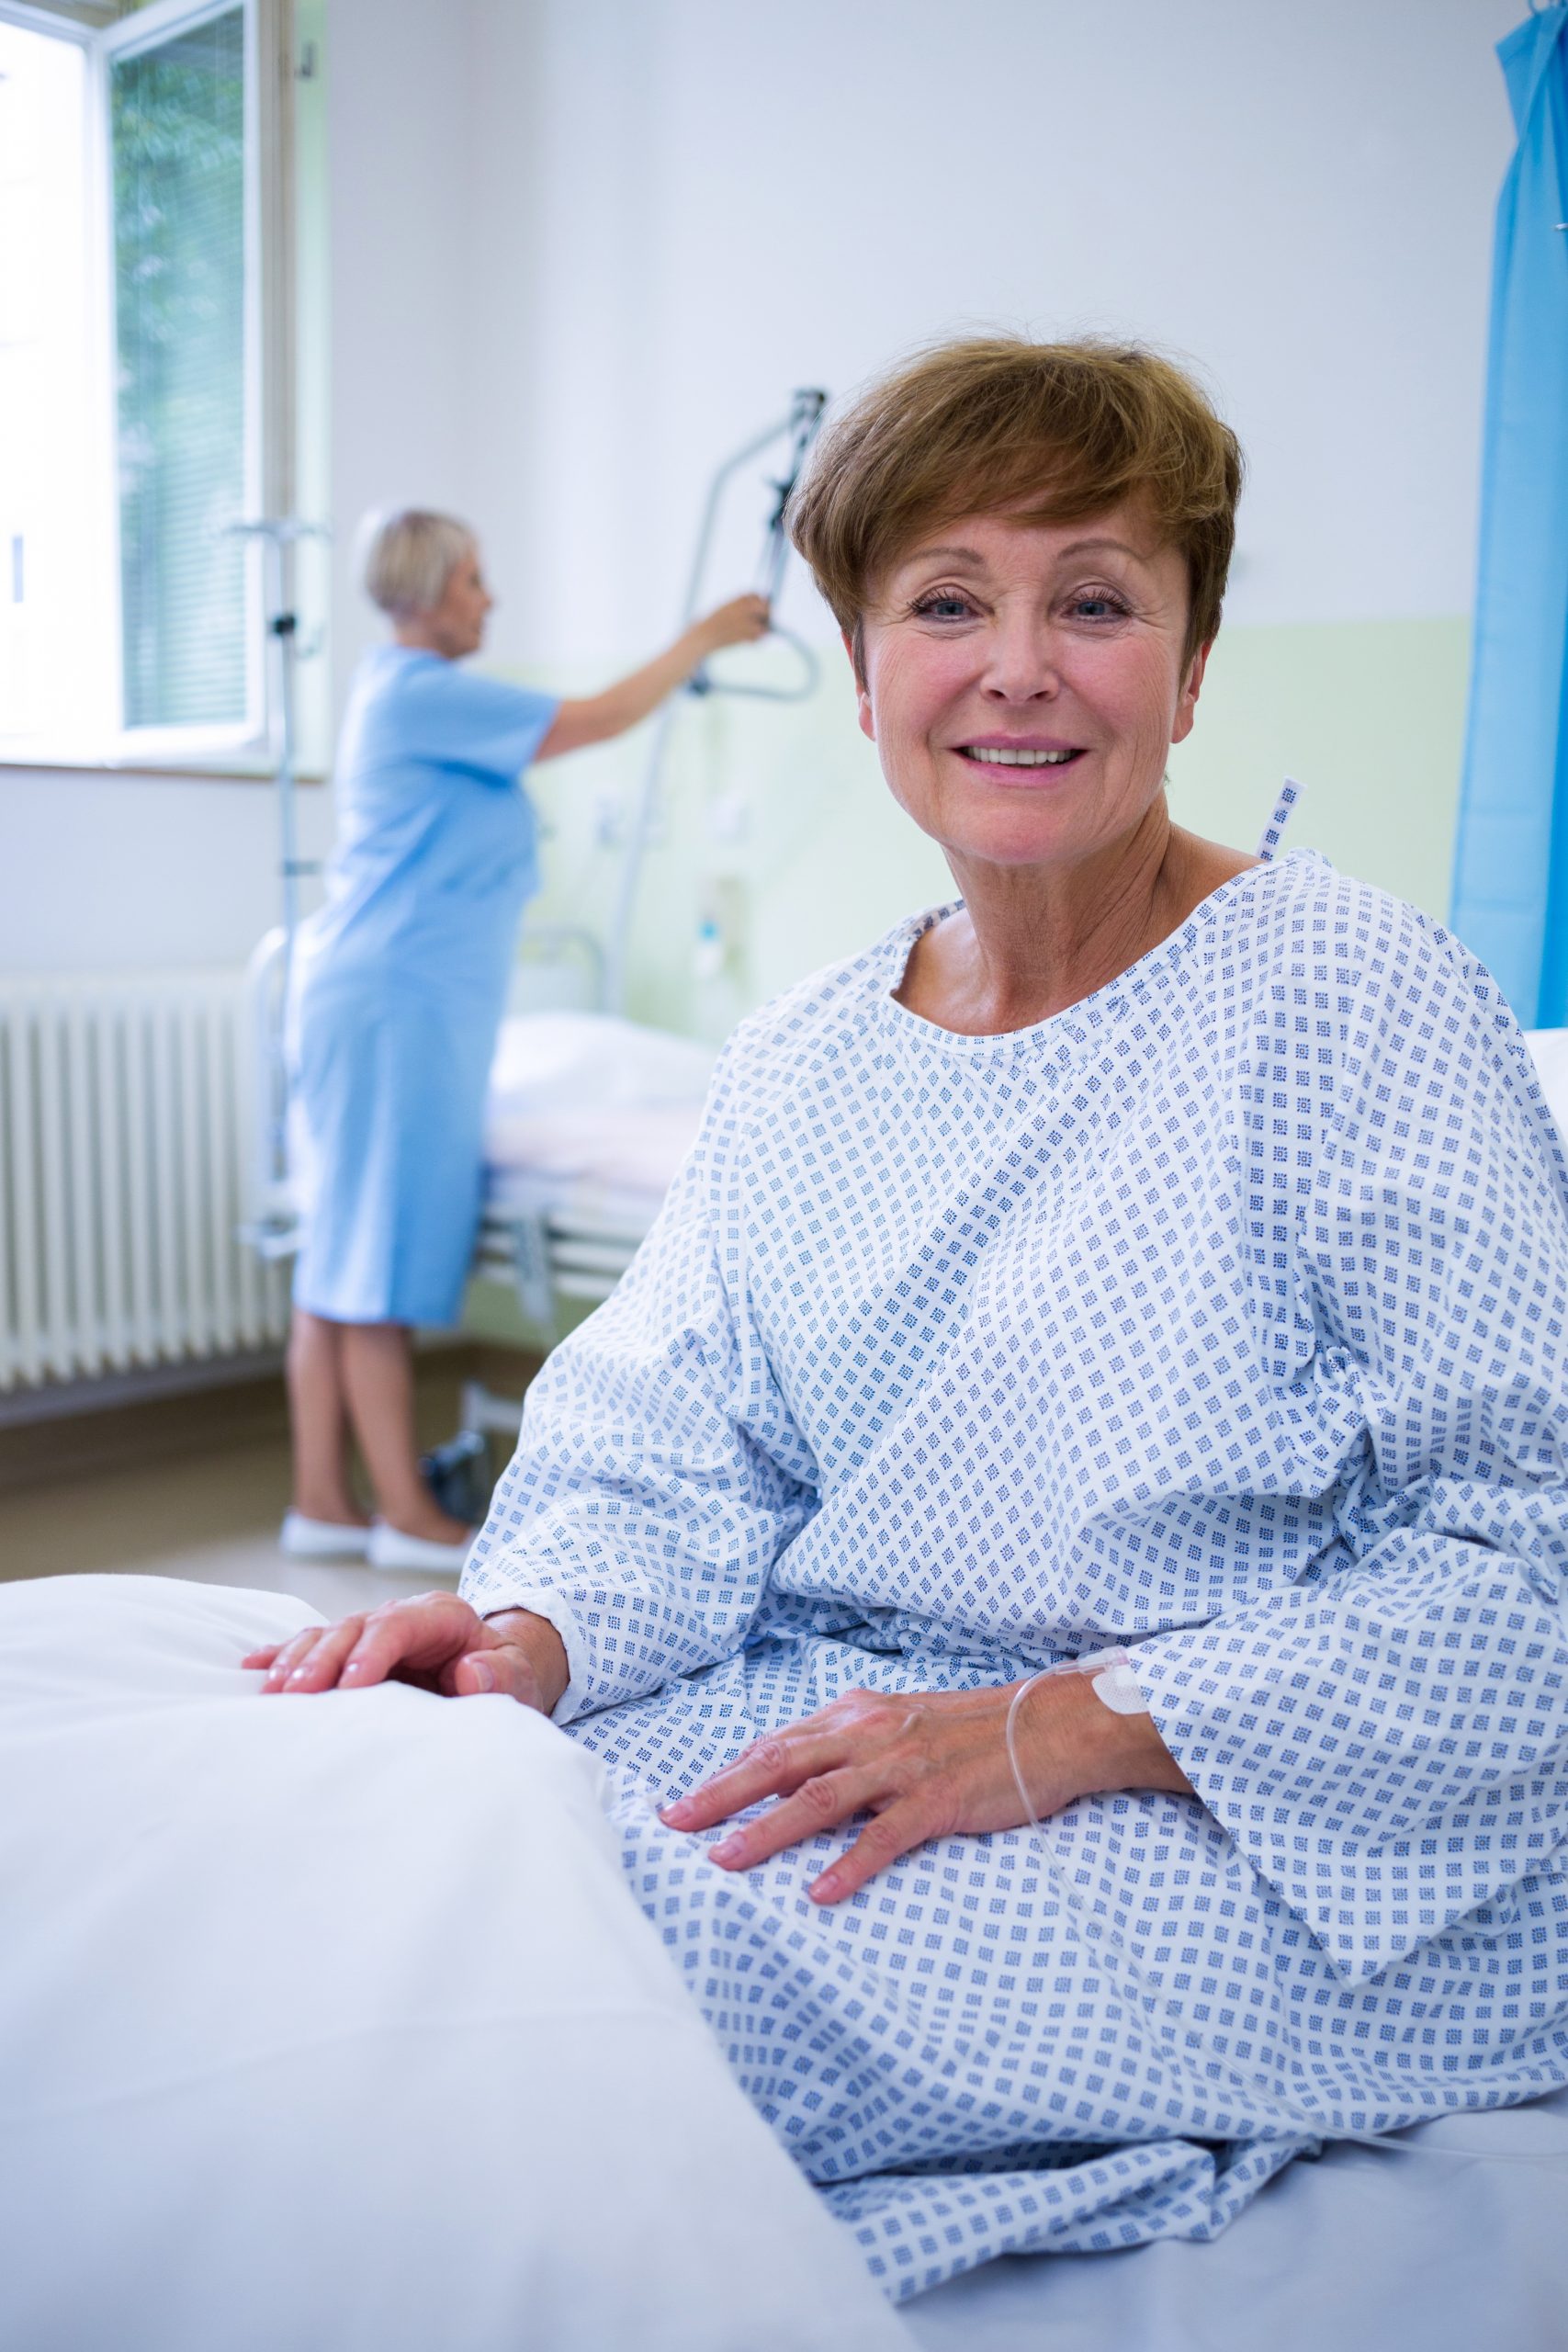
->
<box><xmin>959</xmin><ymin>746</ymin><xmax>1077</xmax><ymax>765</ymax></box>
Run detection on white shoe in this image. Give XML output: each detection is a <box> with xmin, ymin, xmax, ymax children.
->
<box><xmin>280</xmin><ymin>1511</ymin><xmax>372</xmax><ymax>1560</ymax></box>
<box><xmin>367</xmin><ymin>1521</ymin><xmax>474</xmax><ymax>1574</ymax></box>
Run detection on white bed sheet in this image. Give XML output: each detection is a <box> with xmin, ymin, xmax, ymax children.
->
<box><xmin>0</xmin><ymin>1575</ymin><xmax>910</xmax><ymax>2352</ymax></box>
<box><xmin>482</xmin><ymin>1012</ymin><xmax>711</xmax><ymax>1216</ymax></box>
<box><xmin>906</xmin><ymin>2093</ymin><xmax>1568</xmax><ymax>2351</ymax></box>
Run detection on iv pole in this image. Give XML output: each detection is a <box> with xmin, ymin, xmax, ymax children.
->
<box><xmin>603</xmin><ymin>389</ymin><xmax>827</xmax><ymax>1017</ymax></box>
<box><xmin>228</xmin><ymin>515</ymin><xmax>329</xmax><ymax>1250</ymax></box>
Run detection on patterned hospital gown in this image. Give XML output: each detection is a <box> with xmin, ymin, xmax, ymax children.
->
<box><xmin>462</xmin><ymin>849</ymin><xmax>1568</xmax><ymax>2301</ymax></box>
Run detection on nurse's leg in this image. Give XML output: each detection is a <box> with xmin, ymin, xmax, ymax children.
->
<box><xmin>286</xmin><ymin>1307</ymin><xmax>366</xmax><ymax>1526</ymax></box>
<box><xmin>338</xmin><ymin>1321</ymin><xmax>472</xmax><ymax>1544</ymax></box>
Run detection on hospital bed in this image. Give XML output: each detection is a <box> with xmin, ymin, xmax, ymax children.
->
<box><xmin>458</xmin><ymin>1008</ymin><xmax>714</xmax><ymax>1437</ymax></box>
<box><xmin>29</xmin><ymin>1012</ymin><xmax>1568</xmax><ymax>2347</ymax></box>
<box><xmin>904</xmin><ymin>2086</ymin><xmax>1568</xmax><ymax>2352</ymax></box>
<box><xmin>6</xmin><ymin>1573</ymin><xmax>1564</xmax><ymax>2352</ymax></box>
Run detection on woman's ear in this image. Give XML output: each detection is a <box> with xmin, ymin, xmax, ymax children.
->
<box><xmin>1170</xmin><ymin>639</ymin><xmax>1212</xmax><ymax>747</ymax></box>
<box><xmin>844</xmin><ymin>628</ymin><xmax>874</xmax><ymax>742</ymax></box>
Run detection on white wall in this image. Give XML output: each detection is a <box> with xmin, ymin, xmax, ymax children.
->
<box><xmin>323</xmin><ymin>0</ymin><xmax>478</xmax><ymax>691</ymax></box>
<box><xmin>0</xmin><ymin>768</ymin><xmax>333</xmax><ymax>971</ymax></box>
<box><xmin>0</xmin><ymin>0</ymin><xmax>1523</xmax><ymax>973</ymax></box>
<box><xmin>464</xmin><ymin>0</ymin><xmax>1521</xmax><ymax>670</ymax></box>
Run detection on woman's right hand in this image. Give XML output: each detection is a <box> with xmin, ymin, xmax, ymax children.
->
<box><xmin>242</xmin><ymin>1593</ymin><xmax>570</xmax><ymax>1712</ymax></box>
<box><xmin>695</xmin><ymin>592</ymin><xmax>772</xmax><ymax>655</ymax></box>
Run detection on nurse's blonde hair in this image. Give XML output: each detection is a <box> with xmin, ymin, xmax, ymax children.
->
<box><xmin>359</xmin><ymin>508</ymin><xmax>476</xmax><ymax>618</ymax></box>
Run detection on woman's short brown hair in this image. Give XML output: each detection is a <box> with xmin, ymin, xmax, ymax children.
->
<box><xmin>787</xmin><ymin>336</ymin><xmax>1243</xmax><ymax>671</ymax></box>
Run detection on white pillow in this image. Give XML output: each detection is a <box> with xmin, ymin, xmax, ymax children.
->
<box><xmin>0</xmin><ymin>1575</ymin><xmax>908</xmax><ymax>2352</ymax></box>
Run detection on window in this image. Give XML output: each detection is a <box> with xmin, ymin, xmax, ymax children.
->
<box><xmin>0</xmin><ymin>0</ymin><xmax>291</xmax><ymax>763</ymax></box>
<box><xmin>112</xmin><ymin>6</ymin><xmax>251</xmax><ymax>730</ymax></box>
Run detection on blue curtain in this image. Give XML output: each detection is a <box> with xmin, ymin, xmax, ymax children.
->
<box><xmin>1450</xmin><ymin>6</ymin><xmax>1568</xmax><ymax>1027</ymax></box>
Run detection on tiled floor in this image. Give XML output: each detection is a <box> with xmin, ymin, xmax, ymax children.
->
<box><xmin>0</xmin><ymin>1360</ymin><xmax>521</xmax><ymax>1621</ymax></box>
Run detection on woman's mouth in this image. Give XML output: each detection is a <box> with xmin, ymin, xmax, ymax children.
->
<box><xmin>953</xmin><ymin>742</ymin><xmax>1086</xmax><ymax>772</ymax></box>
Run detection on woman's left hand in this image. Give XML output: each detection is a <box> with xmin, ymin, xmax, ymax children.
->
<box><xmin>659</xmin><ymin>1673</ymin><xmax>1190</xmax><ymax>1905</ymax></box>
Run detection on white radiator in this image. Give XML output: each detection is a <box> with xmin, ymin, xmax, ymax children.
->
<box><xmin>0</xmin><ymin>970</ymin><xmax>288</xmax><ymax>1394</ymax></box>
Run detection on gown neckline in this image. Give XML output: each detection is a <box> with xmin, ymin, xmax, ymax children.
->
<box><xmin>877</xmin><ymin>846</ymin><xmax>1327</xmax><ymax>1057</ymax></box>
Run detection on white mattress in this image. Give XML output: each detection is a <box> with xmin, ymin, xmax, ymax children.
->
<box><xmin>482</xmin><ymin>1012</ymin><xmax>713</xmax><ymax>1216</ymax></box>
<box><xmin>906</xmin><ymin>2090</ymin><xmax>1568</xmax><ymax>2350</ymax></box>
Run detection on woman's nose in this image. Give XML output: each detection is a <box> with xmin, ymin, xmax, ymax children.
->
<box><xmin>980</xmin><ymin>619</ymin><xmax>1060</xmax><ymax>702</ymax></box>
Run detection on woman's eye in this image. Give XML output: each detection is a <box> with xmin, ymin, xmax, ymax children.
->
<box><xmin>1069</xmin><ymin>594</ymin><xmax>1128</xmax><ymax>622</ymax></box>
<box><xmin>910</xmin><ymin>592</ymin><xmax>976</xmax><ymax>621</ymax></box>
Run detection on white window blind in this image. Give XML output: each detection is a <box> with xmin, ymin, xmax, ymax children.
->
<box><xmin>109</xmin><ymin>4</ymin><xmax>249</xmax><ymax>731</ymax></box>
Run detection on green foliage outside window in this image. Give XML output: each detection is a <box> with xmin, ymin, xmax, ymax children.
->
<box><xmin>112</xmin><ymin>7</ymin><xmax>247</xmax><ymax>730</ymax></box>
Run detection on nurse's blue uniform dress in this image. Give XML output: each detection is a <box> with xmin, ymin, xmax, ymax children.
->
<box><xmin>290</xmin><ymin>646</ymin><xmax>559</xmax><ymax>1327</ymax></box>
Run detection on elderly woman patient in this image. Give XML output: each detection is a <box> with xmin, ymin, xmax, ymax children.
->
<box><xmin>252</xmin><ymin>337</ymin><xmax>1568</xmax><ymax>2280</ymax></box>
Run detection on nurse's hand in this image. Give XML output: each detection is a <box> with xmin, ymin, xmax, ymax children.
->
<box><xmin>540</xmin><ymin>594</ymin><xmax>774</xmax><ymax>757</ymax></box>
<box><xmin>243</xmin><ymin>1595</ymin><xmax>570</xmax><ymax>1712</ymax></box>
<box><xmin>696</xmin><ymin>592</ymin><xmax>772</xmax><ymax>652</ymax></box>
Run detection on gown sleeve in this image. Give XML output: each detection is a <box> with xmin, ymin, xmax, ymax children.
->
<box><xmin>393</xmin><ymin>659</ymin><xmax>559</xmax><ymax>780</ymax></box>
<box><xmin>1131</xmin><ymin>903</ymin><xmax>1568</xmax><ymax>1981</ymax></box>
<box><xmin>460</xmin><ymin>1035</ymin><xmax>819</xmax><ymax>1721</ymax></box>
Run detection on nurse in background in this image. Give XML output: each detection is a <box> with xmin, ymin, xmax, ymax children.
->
<box><xmin>285</xmin><ymin>507</ymin><xmax>768</xmax><ymax>1572</ymax></box>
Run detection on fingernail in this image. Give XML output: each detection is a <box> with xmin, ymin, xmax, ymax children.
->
<box><xmin>709</xmin><ymin>1836</ymin><xmax>745</xmax><ymax>1866</ymax></box>
<box><xmin>660</xmin><ymin>1797</ymin><xmax>693</xmax><ymax>1824</ymax></box>
<box><xmin>468</xmin><ymin>1658</ymin><xmax>494</xmax><ymax>1692</ymax></box>
<box><xmin>808</xmin><ymin>1873</ymin><xmax>840</xmax><ymax>1903</ymax></box>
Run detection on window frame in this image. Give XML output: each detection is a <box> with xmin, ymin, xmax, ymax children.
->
<box><xmin>0</xmin><ymin>0</ymin><xmax>295</xmax><ymax>771</ymax></box>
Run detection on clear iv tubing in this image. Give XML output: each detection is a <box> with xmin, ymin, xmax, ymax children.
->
<box><xmin>1004</xmin><ymin>1654</ymin><xmax>1567</xmax><ymax>2173</ymax></box>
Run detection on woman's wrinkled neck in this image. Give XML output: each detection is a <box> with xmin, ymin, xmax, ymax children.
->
<box><xmin>897</xmin><ymin>805</ymin><xmax>1256</xmax><ymax>1035</ymax></box>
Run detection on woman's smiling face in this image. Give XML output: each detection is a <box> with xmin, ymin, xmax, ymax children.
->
<box><xmin>855</xmin><ymin>502</ymin><xmax>1208</xmax><ymax>876</ymax></box>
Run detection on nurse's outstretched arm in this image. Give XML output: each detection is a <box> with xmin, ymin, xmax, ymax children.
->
<box><xmin>535</xmin><ymin>594</ymin><xmax>770</xmax><ymax>758</ymax></box>
<box><xmin>243</xmin><ymin>1593</ymin><xmax>570</xmax><ymax>1710</ymax></box>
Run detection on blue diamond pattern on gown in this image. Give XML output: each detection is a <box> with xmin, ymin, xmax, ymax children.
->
<box><xmin>463</xmin><ymin>850</ymin><xmax>1568</xmax><ymax>2301</ymax></box>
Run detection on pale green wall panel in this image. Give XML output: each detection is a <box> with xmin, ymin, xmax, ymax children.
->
<box><xmin>509</xmin><ymin>612</ymin><xmax>1471</xmax><ymax>1034</ymax></box>
<box><xmin>518</xmin><ymin>652</ymin><xmax>950</xmax><ymax>1032</ymax></box>
<box><xmin>1168</xmin><ymin>615</ymin><xmax>1471</xmax><ymax>923</ymax></box>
